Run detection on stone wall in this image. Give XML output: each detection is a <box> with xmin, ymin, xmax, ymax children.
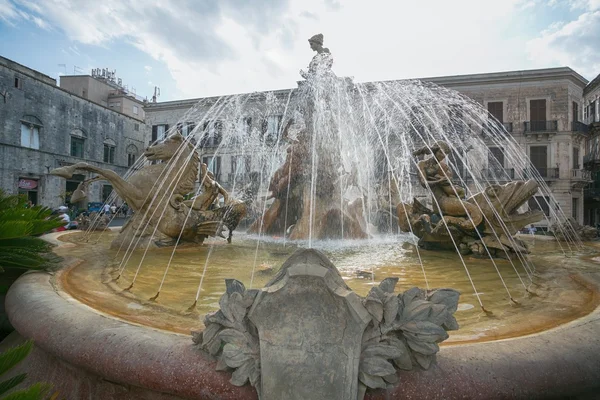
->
<box><xmin>0</xmin><ymin>57</ymin><xmax>149</xmax><ymax>208</ymax></box>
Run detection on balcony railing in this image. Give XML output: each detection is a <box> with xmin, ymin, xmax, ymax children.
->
<box><xmin>482</xmin><ymin>122</ymin><xmax>513</xmax><ymax>135</ymax></box>
<box><xmin>524</xmin><ymin>120</ymin><xmax>558</xmax><ymax>133</ymax></box>
<box><xmin>482</xmin><ymin>168</ymin><xmax>515</xmax><ymax>180</ymax></box>
<box><xmin>523</xmin><ymin>167</ymin><xmax>559</xmax><ymax>179</ymax></box>
<box><xmin>584</xmin><ymin>188</ymin><xmax>600</xmax><ymax>198</ymax></box>
<box><xmin>572</xmin><ymin>121</ymin><xmax>589</xmax><ymax>133</ymax></box>
<box><xmin>571</xmin><ymin>169</ymin><xmax>592</xmax><ymax>180</ymax></box>
<box><xmin>584</xmin><ymin>152</ymin><xmax>600</xmax><ymax>164</ymax></box>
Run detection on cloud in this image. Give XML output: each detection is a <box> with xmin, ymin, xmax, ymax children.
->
<box><xmin>300</xmin><ymin>10</ymin><xmax>319</xmax><ymax>20</ymax></box>
<box><xmin>324</xmin><ymin>0</ymin><xmax>341</xmax><ymax>10</ymax></box>
<box><xmin>144</xmin><ymin>66</ymin><xmax>152</xmax><ymax>72</ymax></box>
<box><xmin>526</xmin><ymin>10</ymin><xmax>600</xmax><ymax>79</ymax></box>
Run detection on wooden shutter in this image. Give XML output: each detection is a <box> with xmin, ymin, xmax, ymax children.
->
<box><xmin>530</xmin><ymin>146</ymin><xmax>547</xmax><ymax>173</ymax></box>
<box><xmin>487</xmin><ymin>102</ymin><xmax>503</xmax><ymax>123</ymax></box>
<box><xmin>530</xmin><ymin>99</ymin><xmax>546</xmax><ymax>131</ymax></box>
<box><xmin>151</xmin><ymin>125</ymin><xmax>158</xmax><ymax>143</ymax></box>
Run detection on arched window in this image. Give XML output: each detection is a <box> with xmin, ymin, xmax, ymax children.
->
<box><xmin>70</xmin><ymin>129</ymin><xmax>87</xmax><ymax>158</ymax></box>
<box><xmin>103</xmin><ymin>138</ymin><xmax>116</xmax><ymax>164</ymax></box>
<box><xmin>20</xmin><ymin>115</ymin><xmax>42</xmax><ymax>149</ymax></box>
<box><xmin>126</xmin><ymin>144</ymin><xmax>138</xmax><ymax>167</ymax></box>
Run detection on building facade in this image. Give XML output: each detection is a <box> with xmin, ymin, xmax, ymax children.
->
<box><xmin>582</xmin><ymin>73</ymin><xmax>600</xmax><ymax>225</ymax></box>
<box><xmin>145</xmin><ymin>67</ymin><xmax>591</xmax><ymax>227</ymax></box>
<box><xmin>0</xmin><ymin>56</ymin><xmax>148</xmax><ymax>208</ymax></box>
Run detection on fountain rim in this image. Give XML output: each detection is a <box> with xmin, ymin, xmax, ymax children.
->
<box><xmin>3</xmin><ymin>231</ymin><xmax>600</xmax><ymax>399</ymax></box>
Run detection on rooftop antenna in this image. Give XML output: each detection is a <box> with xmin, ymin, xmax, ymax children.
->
<box><xmin>152</xmin><ymin>86</ymin><xmax>160</xmax><ymax>103</ymax></box>
<box><xmin>74</xmin><ymin>65</ymin><xmax>83</xmax><ymax>74</ymax></box>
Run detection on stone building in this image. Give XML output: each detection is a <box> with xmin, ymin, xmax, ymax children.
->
<box><xmin>582</xmin><ymin>73</ymin><xmax>600</xmax><ymax>225</ymax></box>
<box><xmin>145</xmin><ymin>67</ymin><xmax>591</xmax><ymax>227</ymax></box>
<box><xmin>0</xmin><ymin>56</ymin><xmax>148</xmax><ymax>208</ymax></box>
<box><xmin>60</xmin><ymin>70</ymin><xmax>146</xmax><ymax>120</ymax></box>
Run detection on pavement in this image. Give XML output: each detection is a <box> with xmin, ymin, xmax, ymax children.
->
<box><xmin>108</xmin><ymin>217</ymin><xmax>128</xmax><ymax>227</ymax></box>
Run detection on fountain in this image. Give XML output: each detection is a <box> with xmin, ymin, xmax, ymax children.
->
<box><xmin>3</xmin><ymin>34</ymin><xmax>600</xmax><ymax>399</ymax></box>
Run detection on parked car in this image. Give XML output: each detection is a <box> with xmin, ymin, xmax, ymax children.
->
<box><xmin>88</xmin><ymin>202</ymin><xmax>103</xmax><ymax>213</ymax></box>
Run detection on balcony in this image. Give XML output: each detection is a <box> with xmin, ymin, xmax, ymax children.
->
<box><xmin>482</xmin><ymin>168</ymin><xmax>515</xmax><ymax>180</ymax></box>
<box><xmin>584</xmin><ymin>188</ymin><xmax>600</xmax><ymax>199</ymax></box>
<box><xmin>571</xmin><ymin>169</ymin><xmax>592</xmax><ymax>180</ymax></box>
<box><xmin>523</xmin><ymin>167</ymin><xmax>559</xmax><ymax>180</ymax></box>
<box><xmin>524</xmin><ymin>120</ymin><xmax>558</xmax><ymax>133</ymax></box>
<box><xmin>482</xmin><ymin>122</ymin><xmax>513</xmax><ymax>135</ymax></box>
<box><xmin>584</xmin><ymin>151</ymin><xmax>600</xmax><ymax>165</ymax></box>
<box><xmin>572</xmin><ymin>121</ymin><xmax>589</xmax><ymax>133</ymax></box>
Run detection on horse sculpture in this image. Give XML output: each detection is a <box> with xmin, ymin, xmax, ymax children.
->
<box><xmin>51</xmin><ymin>134</ymin><xmax>247</xmax><ymax>249</ymax></box>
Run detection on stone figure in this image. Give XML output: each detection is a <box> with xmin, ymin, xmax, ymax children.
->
<box><xmin>75</xmin><ymin>211</ymin><xmax>109</xmax><ymax>231</ymax></box>
<box><xmin>193</xmin><ymin>249</ymin><xmax>460</xmax><ymax>400</ymax></box>
<box><xmin>51</xmin><ymin>134</ymin><xmax>246</xmax><ymax>248</ymax></box>
<box><xmin>299</xmin><ymin>33</ymin><xmax>333</xmax><ymax>79</ymax></box>
<box><xmin>398</xmin><ymin>141</ymin><xmax>544</xmax><ymax>257</ymax></box>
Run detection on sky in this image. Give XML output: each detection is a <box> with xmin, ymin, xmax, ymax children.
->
<box><xmin>0</xmin><ymin>0</ymin><xmax>599</xmax><ymax>102</ymax></box>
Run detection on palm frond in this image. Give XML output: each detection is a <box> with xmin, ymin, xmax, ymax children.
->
<box><xmin>0</xmin><ymin>374</ymin><xmax>27</xmax><ymax>396</ymax></box>
<box><xmin>0</xmin><ymin>383</ymin><xmax>51</xmax><ymax>400</ymax></box>
<box><xmin>0</xmin><ymin>341</ymin><xmax>32</xmax><ymax>377</ymax></box>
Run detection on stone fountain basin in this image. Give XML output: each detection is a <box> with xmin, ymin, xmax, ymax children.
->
<box><xmin>2</xmin><ymin>232</ymin><xmax>600</xmax><ymax>399</ymax></box>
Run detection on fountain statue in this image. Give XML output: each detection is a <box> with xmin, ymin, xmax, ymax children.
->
<box><xmin>50</xmin><ymin>133</ymin><xmax>247</xmax><ymax>248</ymax></box>
<box><xmin>397</xmin><ymin>140</ymin><xmax>544</xmax><ymax>257</ymax></box>
<box><xmin>250</xmin><ymin>33</ymin><xmax>368</xmax><ymax>240</ymax></box>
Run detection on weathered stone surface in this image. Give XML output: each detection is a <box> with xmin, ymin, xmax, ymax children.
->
<box><xmin>248</xmin><ymin>249</ymin><xmax>371</xmax><ymax>400</ymax></box>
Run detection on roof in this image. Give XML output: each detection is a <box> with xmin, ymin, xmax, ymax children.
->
<box><xmin>584</xmin><ymin>72</ymin><xmax>600</xmax><ymax>96</ymax></box>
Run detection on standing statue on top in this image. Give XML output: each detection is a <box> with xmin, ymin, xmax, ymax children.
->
<box><xmin>300</xmin><ymin>33</ymin><xmax>334</xmax><ymax>79</ymax></box>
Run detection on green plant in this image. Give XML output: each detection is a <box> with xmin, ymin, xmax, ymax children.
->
<box><xmin>0</xmin><ymin>340</ymin><xmax>52</xmax><ymax>399</ymax></box>
<box><xmin>0</xmin><ymin>190</ymin><xmax>64</xmax><ymax>273</ymax></box>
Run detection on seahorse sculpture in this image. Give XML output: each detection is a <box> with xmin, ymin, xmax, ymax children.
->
<box><xmin>51</xmin><ymin>133</ymin><xmax>247</xmax><ymax>249</ymax></box>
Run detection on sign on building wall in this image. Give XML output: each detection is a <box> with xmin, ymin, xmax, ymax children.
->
<box><xmin>18</xmin><ymin>178</ymin><xmax>38</xmax><ymax>190</ymax></box>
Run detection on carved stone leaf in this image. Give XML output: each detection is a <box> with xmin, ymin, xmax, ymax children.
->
<box><xmin>368</xmin><ymin>286</ymin><xmax>386</xmax><ymax>301</ymax></box>
<box><xmin>206</xmin><ymin>335</ymin><xmax>223</xmax><ymax>356</ymax></box>
<box><xmin>358</xmin><ymin>371</ymin><xmax>387</xmax><ymax>389</ymax></box>
<box><xmin>383</xmin><ymin>373</ymin><xmax>398</xmax><ymax>384</ymax></box>
<box><xmin>361</xmin><ymin>356</ymin><xmax>396</xmax><ymax>377</ymax></box>
<box><xmin>225</xmin><ymin>279</ymin><xmax>246</xmax><ymax>295</ymax></box>
<box><xmin>191</xmin><ymin>330</ymin><xmax>203</xmax><ymax>345</ymax></box>
<box><xmin>223</xmin><ymin>343</ymin><xmax>252</xmax><ymax>368</ymax></box>
<box><xmin>378</xmin><ymin>277</ymin><xmax>399</xmax><ymax>293</ymax></box>
<box><xmin>230</xmin><ymin>360</ymin><xmax>252</xmax><ymax>386</ymax></box>
<box><xmin>228</xmin><ymin>292</ymin><xmax>247</xmax><ymax>323</ymax></box>
<box><xmin>362</xmin><ymin>344</ymin><xmax>404</xmax><ymax>360</ymax></box>
<box><xmin>402</xmin><ymin>300</ymin><xmax>432</xmax><ymax>321</ymax></box>
<box><xmin>402</xmin><ymin>287</ymin><xmax>425</xmax><ymax>306</ymax></box>
<box><xmin>218</xmin><ymin>328</ymin><xmax>248</xmax><ymax>348</ymax></box>
<box><xmin>443</xmin><ymin>315</ymin><xmax>460</xmax><ymax>331</ymax></box>
<box><xmin>383</xmin><ymin>295</ymin><xmax>399</xmax><ymax>325</ymax></box>
<box><xmin>249</xmin><ymin>363</ymin><xmax>260</xmax><ymax>388</ymax></box>
<box><xmin>404</xmin><ymin>334</ymin><xmax>440</xmax><ymax>355</ymax></box>
<box><xmin>364</xmin><ymin>298</ymin><xmax>384</xmax><ymax>324</ymax></box>
<box><xmin>362</xmin><ymin>325</ymin><xmax>382</xmax><ymax>343</ymax></box>
<box><xmin>429</xmin><ymin>304</ymin><xmax>450</xmax><ymax>326</ymax></box>
<box><xmin>428</xmin><ymin>289</ymin><xmax>460</xmax><ymax>313</ymax></box>
<box><xmin>401</xmin><ymin>321</ymin><xmax>449</xmax><ymax>343</ymax></box>
<box><xmin>216</xmin><ymin>356</ymin><xmax>229</xmax><ymax>371</ymax></box>
<box><xmin>387</xmin><ymin>336</ymin><xmax>412</xmax><ymax>371</ymax></box>
<box><xmin>219</xmin><ymin>293</ymin><xmax>235</xmax><ymax>323</ymax></box>
<box><xmin>414</xmin><ymin>353</ymin><xmax>434</xmax><ymax>369</ymax></box>
<box><xmin>205</xmin><ymin>310</ymin><xmax>235</xmax><ymax>329</ymax></box>
<box><xmin>243</xmin><ymin>289</ymin><xmax>259</xmax><ymax>308</ymax></box>
<box><xmin>200</xmin><ymin>323</ymin><xmax>221</xmax><ymax>346</ymax></box>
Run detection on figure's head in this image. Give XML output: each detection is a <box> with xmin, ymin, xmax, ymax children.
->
<box><xmin>144</xmin><ymin>133</ymin><xmax>188</xmax><ymax>161</ymax></box>
<box><xmin>308</xmin><ymin>33</ymin><xmax>324</xmax><ymax>50</ymax></box>
<box><xmin>431</xmin><ymin>141</ymin><xmax>451</xmax><ymax>160</ymax></box>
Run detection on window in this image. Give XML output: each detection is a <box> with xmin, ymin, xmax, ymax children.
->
<box><xmin>109</xmin><ymin>102</ymin><xmax>121</xmax><ymax>108</ymax></box>
<box><xmin>573</xmin><ymin>147</ymin><xmax>579</xmax><ymax>170</ymax></box>
<box><xmin>20</xmin><ymin>123</ymin><xmax>40</xmax><ymax>149</ymax></box>
<box><xmin>133</xmin><ymin>105</ymin><xmax>139</xmax><ymax>115</ymax></box>
<box><xmin>177</xmin><ymin>122</ymin><xmax>196</xmax><ymax>137</ymax></box>
<box><xmin>200</xmin><ymin>121</ymin><xmax>223</xmax><ymax>147</ymax></box>
<box><xmin>127</xmin><ymin>144</ymin><xmax>138</xmax><ymax>167</ymax></box>
<box><xmin>103</xmin><ymin>144</ymin><xmax>115</xmax><ymax>164</ymax></box>
<box><xmin>530</xmin><ymin>99</ymin><xmax>547</xmax><ymax>131</ymax></box>
<box><xmin>573</xmin><ymin>101</ymin><xmax>579</xmax><ymax>123</ymax></box>
<box><xmin>71</xmin><ymin>137</ymin><xmax>84</xmax><ymax>157</ymax></box>
<box><xmin>261</xmin><ymin>115</ymin><xmax>282</xmax><ymax>144</ymax></box>
<box><xmin>14</xmin><ymin>76</ymin><xmax>21</xmax><ymax>89</ymax></box>
<box><xmin>529</xmin><ymin>196</ymin><xmax>550</xmax><ymax>217</ymax></box>
<box><xmin>530</xmin><ymin>146</ymin><xmax>547</xmax><ymax>172</ymax></box>
<box><xmin>151</xmin><ymin>124</ymin><xmax>168</xmax><ymax>144</ymax></box>
<box><xmin>203</xmin><ymin>156</ymin><xmax>222</xmax><ymax>180</ymax></box>
<box><xmin>488</xmin><ymin>147</ymin><xmax>504</xmax><ymax>168</ymax></box>
<box><xmin>134</xmin><ymin>123</ymin><xmax>140</xmax><ymax>132</ymax></box>
<box><xmin>572</xmin><ymin>198</ymin><xmax>578</xmax><ymax>220</ymax></box>
<box><xmin>487</xmin><ymin>102</ymin><xmax>503</xmax><ymax>123</ymax></box>
<box><xmin>102</xmin><ymin>185</ymin><xmax>113</xmax><ymax>202</ymax></box>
